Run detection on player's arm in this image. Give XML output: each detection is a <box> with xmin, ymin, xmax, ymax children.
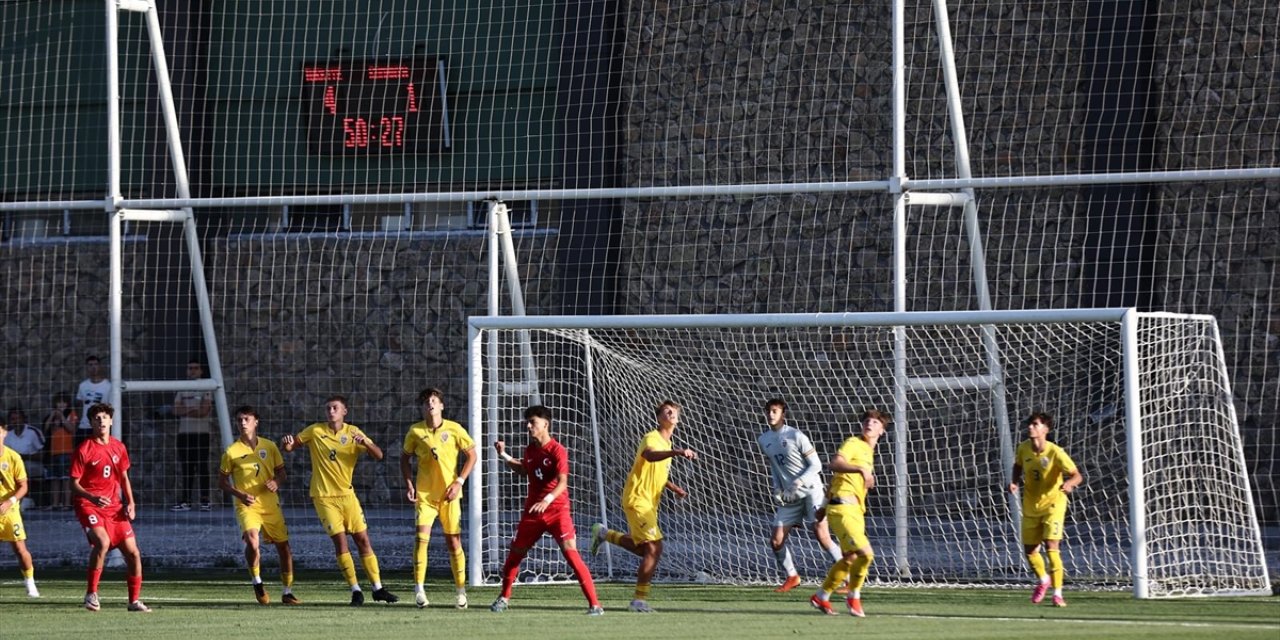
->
<box><xmin>218</xmin><ymin>470</ymin><xmax>254</xmax><ymax>506</ymax></box>
<box><xmin>1008</xmin><ymin>462</ymin><xmax>1022</xmax><ymax>493</ymax></box>
<box><xmin>268</xmin><ymin>464</ymin><xmax>285</xmax><ymax>492</ymax></box>
<box><xmin>399</xmin><ymin>448</ymin><xmax>417</xmax><ymax>502</ymax></box>
<box><xmin>280</xmin><ymin>433</ymin><xmax>299</xmax><ymax>452</ymax></box>
<box><xmin>641</xmin><ymin>446</ymin><xmax>698</xmax><ymax>462</ymax></box>
<box><xmin>829</xmin><ymin>453</ymin><xmax>874</xmax><ymax>489</ymax></box>
<box><xmin>0</xmin><ymin>477</ymin><xmax>27</xmax><ymax>515</ymax></box>
<box><xmin>444</xmin><ymin>445</ymin><xmax>477</xmax><ymax>501</ymax></box>
<box><xmin>530</xmin><ymin>471</ymin><xmax>569</xmax><ymax>514</ymax></box>
<box><xmin>664</xmin><ymin>480</ymin><xmax>689</xmax><ymax>499</ymax></box>
<box><xmin>355</xmin><ymin>431</ymin><xmax>384</xmax><ymax>460</ymax></box>
<box><xmin>1060</xmin><ymin>464</ymin><xmax>1083</xmax><ymax>494</ymax></box>
<box><xmin>120</xmin><ymin>467</ymin><xmax>137</xmax><ymax>521</ymax></box>
<box><xmin>494</xmin><ymin>441</ymin><xmax>525</xmax><ymax>475</ymax></box>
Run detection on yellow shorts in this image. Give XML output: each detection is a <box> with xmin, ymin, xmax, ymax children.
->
<box><xmin>236</xmin><ymin>496</ymin><xmax>290</xmax><ymax>543</ymax></box>
<box><xmin>0</xmin><ymin>507</ymin><xmax>27</xmax><ymax>542</ymax></box>
<box><xmin>312</xmin><ymin>494</ymin><xmax>367</xmax><ymax>537</ymax></box>
<box><xmin>1021</xmin><ymin>504</ymin><xmax>1067</xmax><ymax>545</ymax></box>
<box><xmin>623</xmin><ymin>503</ymin><xmax>663</xmax><ymax>544</ymax></box>
<box><xmin>415</xmin><ymin>496</ymin><xmax>462</xmax><ymax>534</ymax></box>
<box><xmin>827</xmin><ymin>503</ymin><xmax>870</xmax><ymax>553</ymax></box>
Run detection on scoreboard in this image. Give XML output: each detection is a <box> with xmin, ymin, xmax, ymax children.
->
<box><xmin>300</xmin><ymin>57</ymin><xmax>450</xmax><ymax>155</ymax></box>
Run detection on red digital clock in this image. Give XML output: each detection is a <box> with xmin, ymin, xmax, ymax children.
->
<box><xmin>301</xmin><ymin>57</ymin><xmax>450</xmax><ymax>155</ymax></box>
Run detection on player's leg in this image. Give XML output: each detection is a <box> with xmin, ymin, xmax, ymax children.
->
<box><xmin>117</xmin><ymin>534</ymin><xmax>149</xmax><ymax>612</ymax></box>
<box><xmin>314</xmin><ymin>497</ymin><xmax>361</xmax><ymax>601</ymax></box>
<box><xmin>1044</xmin><ymin>506</ymin><xmax>1067</xmax><ymax>606</ymax></box>
<box><xmin>1022</xmin><ymin>513</ymin><xmax>1050</xmax><ymax>603</ymax></box>
<box><xmin>811</xmin><ymin>513</ymin><xmax>845</xmax><ymax>563</ymax></box>
<box><xmin>630</xmin><ymin>539</ymin><xmax>662</xmax><ymax>612</ymax></box>
<box><xmin>79</xmin><ymin>510</ymin><xmax>111</xmax><ymax>611</ymax></box>
<box><xmin>440</xmin><ymin>498</ymin><xmax>467</xmax><ymax>608</ymax></box>
<box><xmin>841</xmin><ymin>515</ymin><xmax>874</xmax><ymax>618</ymax></box>
<box><xmin>810</xmin><ymin>505</ymin><xmax>856</xmax><ymax>615</ymax></box>
<box><xmin>770</xmin><ymin>522</ymin><xmax>802</xmax><ymax>592</ymax></box>
<box><xmin>492</xmin><ymin>517</ymin><xmax>543</xmax><ymax>612</ymax></box>
<box><xmin>243</xmin><ymin>527</ymin><xmax>270</xmax><ymax>604</ymax></box>
<box><xmin>275</xmin><ymin>540</ymin><xmax>299</xmax><ymax>603</ymax></box>
<box><xmin>3</xmin><ymin>511</ymin><xmax>39</xmax><ymax>597</ymax></box>
<box><xmin>602</xmin><ymin>505</ymin><xmax>649</xmax><ymax>557</ymax></box>
<box><xmin>348</xmin><ymin>496</ymin><xmax>396</xmax><ymax>604</ymax></box>
<box><xmin>9</xmin><ymin>539</ymin><xmax>39</xmax><ymax>597</ymax></box>
<box><xmin>412</xmin><ymin>499</ymin><xmax>441</xmax><ymax>606</ymax></box>
<box><xmin>557</xmin><ymin>536</ymin><xmax>602</xmax><ymax>613</ymax></box>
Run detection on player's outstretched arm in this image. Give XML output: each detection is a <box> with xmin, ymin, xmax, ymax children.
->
<box><xmin>494</xmin><ymin>441</ymin><xmax>525</xmax><ymax>474</ymax></box>
<box><xmin>357</xmin><ymin>434</ymin><xmax>384</xmax><ymax>461</ymax></box>
<box><xmin>1008</xmin><ymin>463</ymin><xmax>1022</xmax><ymax>493</ymax></box>
<box><xmin>280</xmin><ymin>434</ymin><xmax>298</xmax><ymax>452</ymax></box>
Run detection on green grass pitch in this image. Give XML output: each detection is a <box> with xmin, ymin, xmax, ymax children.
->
<box><xmin>2</xmin><ymin>572</ymin><xmax>1276</xmax><ymax>640</ymax></box>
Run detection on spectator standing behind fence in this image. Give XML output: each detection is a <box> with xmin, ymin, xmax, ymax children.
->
<box><xmin>42</xmin><ymin>393</ymin><xmax>76</xmax><ymax>510</ymax></box>
<box><xmin>171</xmin><ymin>359</ymin><xmax>214</xmax><ymax>512</ymax></box>
<box><xmin>5</xmin><ymin>409</ymin><xmax>44</xmax><ymax>510</ymax></box>
<box><xmin>75</xmin><ymin>355</ymin><xmax>111</xmax><ymax>449</ymax></box>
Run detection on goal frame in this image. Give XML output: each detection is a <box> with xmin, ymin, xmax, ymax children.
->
<box><xmin>466</xmin><ymin>308</ymin><xmax>1272</xmax><ymax>598</ymax></box>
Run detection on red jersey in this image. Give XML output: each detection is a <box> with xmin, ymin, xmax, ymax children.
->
<box><xmin>522</xmin><ymin>437</ymin><xmax>570</xmax><ymax>513</ymax></box>
<box><xmin>70</xmin><ymin>437</ymin><xmax>132</xmax><ymax>511</ymax></box>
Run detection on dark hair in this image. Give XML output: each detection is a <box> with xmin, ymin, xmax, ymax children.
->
<box><xmin>87</xmin><ymin>403</ymin><xmax>114</xmax><ymax>420</ymax></box>
<box><xmin>52</xmin><ymin>392</ymin><xmax>71</xmax><ymax>406</ymax></box>
<box><xmin>234</xmin><ymin>405</ymin><xmax>260</xmax><ymax>421</ymax></box>
<box><xmin>85</xmin><ymin>355</ymin><xmax>100</xmax><ymax>364</ymax></box>
<box><xmin>524</xmin><ymin>405</ymin><xmax>552</xmax><ymax>424</ymax></box>
<box><xmin>765</xmin><ymin>398</ymin><xmax>788</xmax><ymax>415</ymax></box>
<box><xmin>860</xmin><ymin>408</ymin><xmax>891</xmax><ymax>425</ymax></box>
<box><xmin>1025</xmin><ymin>411</ymin><xmax>1053</xmax><ymax>429</ymax></box>
<box><xmin>416</xmin><ymin>388</ymin><xmax>445</xmax><ymax>404</ymax></box>
<box><xmin>325</xmin><ymin>395</ymin><xmax>348</xmax><ymax>408</ymax></box>
<box><xmin>655</xmin><ymin>399</ymin><xmax>681</xmax><ymax>418</ymax></box>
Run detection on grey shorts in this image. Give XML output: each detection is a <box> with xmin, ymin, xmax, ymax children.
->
<box><xmin>771</xmin><ymin>486</ymin><xmax>825</xmax><ymax>528</ymax></box>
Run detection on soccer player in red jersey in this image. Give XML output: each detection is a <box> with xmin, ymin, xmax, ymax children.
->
<box><xmin>70</xmin><ymin>403</ymin><xmax>149</xmax><ymax>612</ymax></box>
<box><xmin>489</xmin><ymin>405</ymin><xmax>602</xmax><ymax>615</ymax></box>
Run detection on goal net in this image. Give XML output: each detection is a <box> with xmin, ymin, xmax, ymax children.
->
<box><xmin>468</xmin><ymin>309</ymin><xmax>1271</xmax><ymax>598</ymax></box>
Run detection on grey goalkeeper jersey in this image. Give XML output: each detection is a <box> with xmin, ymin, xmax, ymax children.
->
<box><xmin>757</xmin><ymin>424</ymin><xmax>823</xmax><ymax>492</ymax></box>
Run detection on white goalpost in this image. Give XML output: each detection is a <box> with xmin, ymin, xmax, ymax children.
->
<box><xmin>468</xmin><ymin>309</ymin><xmax>1271</xmax><ymax>598</ymax></box>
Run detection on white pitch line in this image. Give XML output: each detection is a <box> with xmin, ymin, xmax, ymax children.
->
<box><xmin>896</xmin><ymin>613</ymin><xmax>1278</xmax><ymax>631</ymax></box>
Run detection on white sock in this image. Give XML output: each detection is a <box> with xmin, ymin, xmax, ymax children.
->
<box><xmin>351</xmin><ymin>585</ymin><xmax>362</xmax><ymax>592</ymax></box>
<box><xmin>372</xmin><ymin>582</ymin><xmax>382</xmax><ymax>590</ymax></box>
<box><xmin>774</xmin><ymin>547</ymin><xmax>796</xmax><ymax>576</ymax></box>
<box><xmin>252</xmin><ymin>576</ymin><xmax>263</xmax><ymax>585</ymax></box>
<box><xmin>826</xmin><ymin>544</ymin><xmax>844</xmax><ymax>563</ymax></box>
<box><xmin>851</xmin><ymin>589</ymin><xmax>861</xmax><ymax>599</ymax></box>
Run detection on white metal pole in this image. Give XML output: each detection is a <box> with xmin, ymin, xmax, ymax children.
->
<box><xmin>468</xmin><ymin>322</ymin><xmax>486</xmax><ymax>587</ymax></box>
<box><xmin>105</xmin><ymin>1</ymin><xmax>124</xmax><ymax>435</ymax></box>
<box><xmin>890</xmin><ymin>0</ymin><xmax>912</xmax><ymax>578</ymax></box>
<box><xmin>493</xmin><ymin>202</ymin><xmax>543</xmax><ymax>405</ymax></box>
<box><xmin>1207</xmin><ymin>316</ymin><xmax>1272</xmax><ymax>591</ymax></box>
<box><xmin>582</xmin><ymin>331</ymin><xmax>614</xmax><ymax>578</ymax></box>
<box><xmin>1121</xmin><ymin>309</ymin><xmax>1148</xmax><ymax>598</ymax></box>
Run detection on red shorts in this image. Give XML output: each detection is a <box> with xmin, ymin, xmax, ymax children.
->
<box><xmin>75</xmin><ymin>504</ymin><xmax>135</xmax><ymax>549</ymax></box>
<box><xmin>510</xmin><ymin>507</ymin><xmax>576</xmax><ymax>550</ymax></box>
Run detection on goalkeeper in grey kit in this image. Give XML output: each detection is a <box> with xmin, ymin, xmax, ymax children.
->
<box><xmin>756</xmin><ymin>398</ymin><xmax>844</xmax><ymax>592</ymax></box>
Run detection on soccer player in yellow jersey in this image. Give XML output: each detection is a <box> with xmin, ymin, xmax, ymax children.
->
<box><xmin>809</xmin><ymin>408</ymin><xmax>888</xmax><ymax>618</ymax></box>
<box><xmin>218</xmin><ymin>405</ymin><xmax>299</xmax><ymax>605</ymax></box>
<box><xmin>282</xmin><ymin>395</ymin><xmax>398</xmax><ymax>606</ymax></box>
<box><xmin>400</xmin><ymin>388</ymin><xmax>476</xmax><ymax>609</ymax></box>
<box><xmin>1008</xmin><ymin>411</ymin><xmax>1081</xmax><ymax>607</ymax></box>
<box><xmin>0</xmin><ymin>418</ymin><xmax>40</xmax><ymax>597</ymax></box>
<box><xmin>589</xmin><ymin>400</ymin><xmax>698</xmax><ymax>613</ymax></box>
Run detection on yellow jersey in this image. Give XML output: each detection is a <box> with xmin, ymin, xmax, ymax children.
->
<box><xmin>828</xmin><ymin>435</ymin><xmax>874</xmax><ymax>513</ymax></box>
<box><xmin>297</xmin><ymin>422</ymin><xmax>369</xmax><ymax>498</ymax></box>
<box><xmin>402</xmin><ymin>419</ymin><xmax>475</xmax><ymax>501</ymax></box>
<box><xmin>622</xmin><ymin>430</ymin><xmax>672</xmax><ymax>509</ymax></box>
<box><xmin>220</xmin><ymin>438</ymin><xmax>285</xmax><ymax>505</ymax></box>
<box><xmin>1014</xmin><ymin>440</ymin><xmax>1078</xmax><ymax>516</ymax></box>
<box><xmin>0</xmin><ymin>447</ymin><xmax>28</xmax><ymax>501</ymax></box>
